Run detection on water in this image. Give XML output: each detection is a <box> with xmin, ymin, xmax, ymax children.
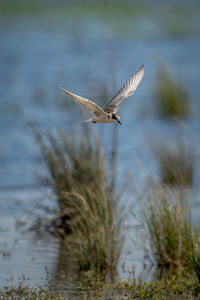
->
<box><xmin>0</xmin><ymin>3</ymin><xmax>200</xmax><ymax>288</ymax></box>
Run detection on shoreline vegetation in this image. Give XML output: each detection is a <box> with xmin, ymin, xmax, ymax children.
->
<box><xmin>1</xmin><ymin>277</ymin><xmax>200</xmax><ymax>299</ymax></box>
<box><xmin>34</xmin><ymin>125</ymin><xmax>123</xmax><ymax>275</ymax></box>
<box><xmin>0</xmin><ymin>1</ymin><xmax>200</xmax><ymax>38</ymax></box>
<box><xmin>30</xmin><ymin>124</ymin><xmax>200</xmax><ymax>295</ymax></box>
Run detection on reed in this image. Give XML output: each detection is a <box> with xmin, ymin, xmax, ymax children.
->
<box><xmin>189</xmin><ymin>234</ymin><xmax>200</xmax><ymax>282</ymax></box>
<box><xmin>156</xmin><ymin>65</ymin><xmax>190</xmax><ymax>118</ymax></box>
<box><xmin>153</xmin><ymin>136</ymin><xmax>196</xmax><ymax>186</ymax></box>
<box><xmin>35</xmin><ymin>126</ymin><xmax>123</xmax><ymax>273</ymax></box>
<box><xmin>143</xmin><ymin>185</ymin><xmax>194</xmax><ymax>277</ymax></box>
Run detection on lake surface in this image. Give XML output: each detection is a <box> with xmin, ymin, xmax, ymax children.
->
<box><xmin>0</xmin><ymin>2</ymin><xmax>200</xmax><ymax>288</ymax></box>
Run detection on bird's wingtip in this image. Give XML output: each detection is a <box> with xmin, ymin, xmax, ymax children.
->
<box><xmin>58</xmin><ymin>86</ymin><xmax>64</xmax><ymax>92</ymax></box>
<box><xmin>139</xmin><ymin>64</ymin><xmax>144</xmax><ymax>74</ymax></box>
<box><xmin>58</xmin><ymin>86</ymin><xmax>70</xmax><ymax>95</ymax></box>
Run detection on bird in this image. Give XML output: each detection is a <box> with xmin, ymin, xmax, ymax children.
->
<box><xmin>59</xmin><ymin>64</ymin><xmax>144</xmax><ymax>125</ymax></box>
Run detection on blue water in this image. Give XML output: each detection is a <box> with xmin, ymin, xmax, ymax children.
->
<box><xmin>0</xmin><ymin>8</ymin><xmax>200</xmax><ymax>287</ymax></box>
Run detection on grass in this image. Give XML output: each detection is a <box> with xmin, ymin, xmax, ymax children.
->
<box><xmin>35</xmin><ymin>125</ymin><xmax>123</xmax><ymax>274</ymax></box>
<box><xmin>0</xmin><ymin>0</ymin><xmax>199</xmax><ymax>39</ymax></box>
<box><xmin>1</xmin><ymin>277</ymin><xmax>200</xmax><ymax>299</ymax></box>
<box><xmin>153</xmin><ymin>136</ymin><xmax>196</xmax><ymax>186</ymax></box>
<box><xmin>189</xmin><ymin>234</ymin><xmax>200</xmax><ymax>282</ymax></box>
<box><xmin>0</xmin><ymin>1</ymin><xmax>44</xmax><ymax>15</ymax></box>
<box><xmin>143</xmin><ymin>184</ymin><xmax>195</xmax><ymax>277</ymax></box>
<box><xmin>0</xmin><ymin>0</ymin><xmax>145</xmax><ymax>17</ymax></box>
<box><xmin>155</xmin><ymin>65</ymin><xmax>190</xmax><ymax>118</ymax></box>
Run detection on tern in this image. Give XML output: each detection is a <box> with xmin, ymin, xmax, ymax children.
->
<box><xmin>59</xmin><ymin>64</ymin><xmax>144</xmax><ymax>125</ymax></box>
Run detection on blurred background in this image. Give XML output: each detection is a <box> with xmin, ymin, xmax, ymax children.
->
<box><xmin>0</xmin><ymin>0</ymin><xmax>200</xmax><ymax>289</ymax></box>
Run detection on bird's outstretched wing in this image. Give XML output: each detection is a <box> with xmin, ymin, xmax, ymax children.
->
<box><xmin>59</xmin><ymin>88</ymin><xmax>108</xmax><ymax>117</ymax></box>
<box><xmin>104</xmin><ymin>64</ymin><xmax>144</xmax><ymax>113</ymax></box>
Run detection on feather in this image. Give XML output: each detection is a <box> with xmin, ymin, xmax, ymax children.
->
<box><xmin>104</xmin><ymin>64</ymin><xmax>144</xmax><ymax>113</ymax></box>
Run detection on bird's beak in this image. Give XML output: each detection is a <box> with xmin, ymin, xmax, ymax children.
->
<box><xmin>117</xmin><ymin>120</ymin><xmax>122</xmax><ymax>125</ymax></box>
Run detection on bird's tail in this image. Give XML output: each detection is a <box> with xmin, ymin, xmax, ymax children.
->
<box><xmin>81</xmin><ymin>119</ymin><xmax>94</xmax><ymax>123</ymax></box>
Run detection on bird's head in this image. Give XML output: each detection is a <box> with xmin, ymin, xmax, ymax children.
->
<box><xmin>112</xmin><ymin>113</ymin><xmax>122</xmax><ymax>125</ymax></box>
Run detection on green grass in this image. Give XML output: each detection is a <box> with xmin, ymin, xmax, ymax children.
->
<box><xmin>35</xmin><ymin>126</ymin><xmax>123</xmax><ymax>274</ymax></box>
<box><xmin>143</xmin><ymin>185</ymin><xmax>195</xmax><ymax>277</ymax></box>
<box><xmin>1</xmin><ymin>1</ymin><xmax>200</xmax><ymax>38</ymax></box>
<box><xmin>1</xmin><ymin>284</ymin><xmax>65</xmax><ymax>299</ymax></box>
<box><xmin>155</xmin><ymin>65</ymin><xmax>191</xmax><ymax>118</ymax></box>
<box><xmin>189</xmin><ymin>234</ymin><xmax>200</xmax><ymax>283</ymax></box>
<box><xmin>1</xmin><ymin>277</ymin><xmax>200</xmax><ymax>299</ymax></box>
<box><xmin>0</xmin><ymin>0</ymin><xmax>145</xmax><ymax>17</ymax></box>
<box><xmin>0</xmin><ymin>1</ymin><xmax>44</xmax><ymax>15</ymax></box>
<box><xmin>153</xmin><ymin>136</ymin><xmax>196</xmax><ymax>186</ymax></box>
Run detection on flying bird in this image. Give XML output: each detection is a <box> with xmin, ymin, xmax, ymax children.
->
<box><xmin>59</xmin><ymin>64</ymin><xmax>144</xmax><ymax>125</ymax></box>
